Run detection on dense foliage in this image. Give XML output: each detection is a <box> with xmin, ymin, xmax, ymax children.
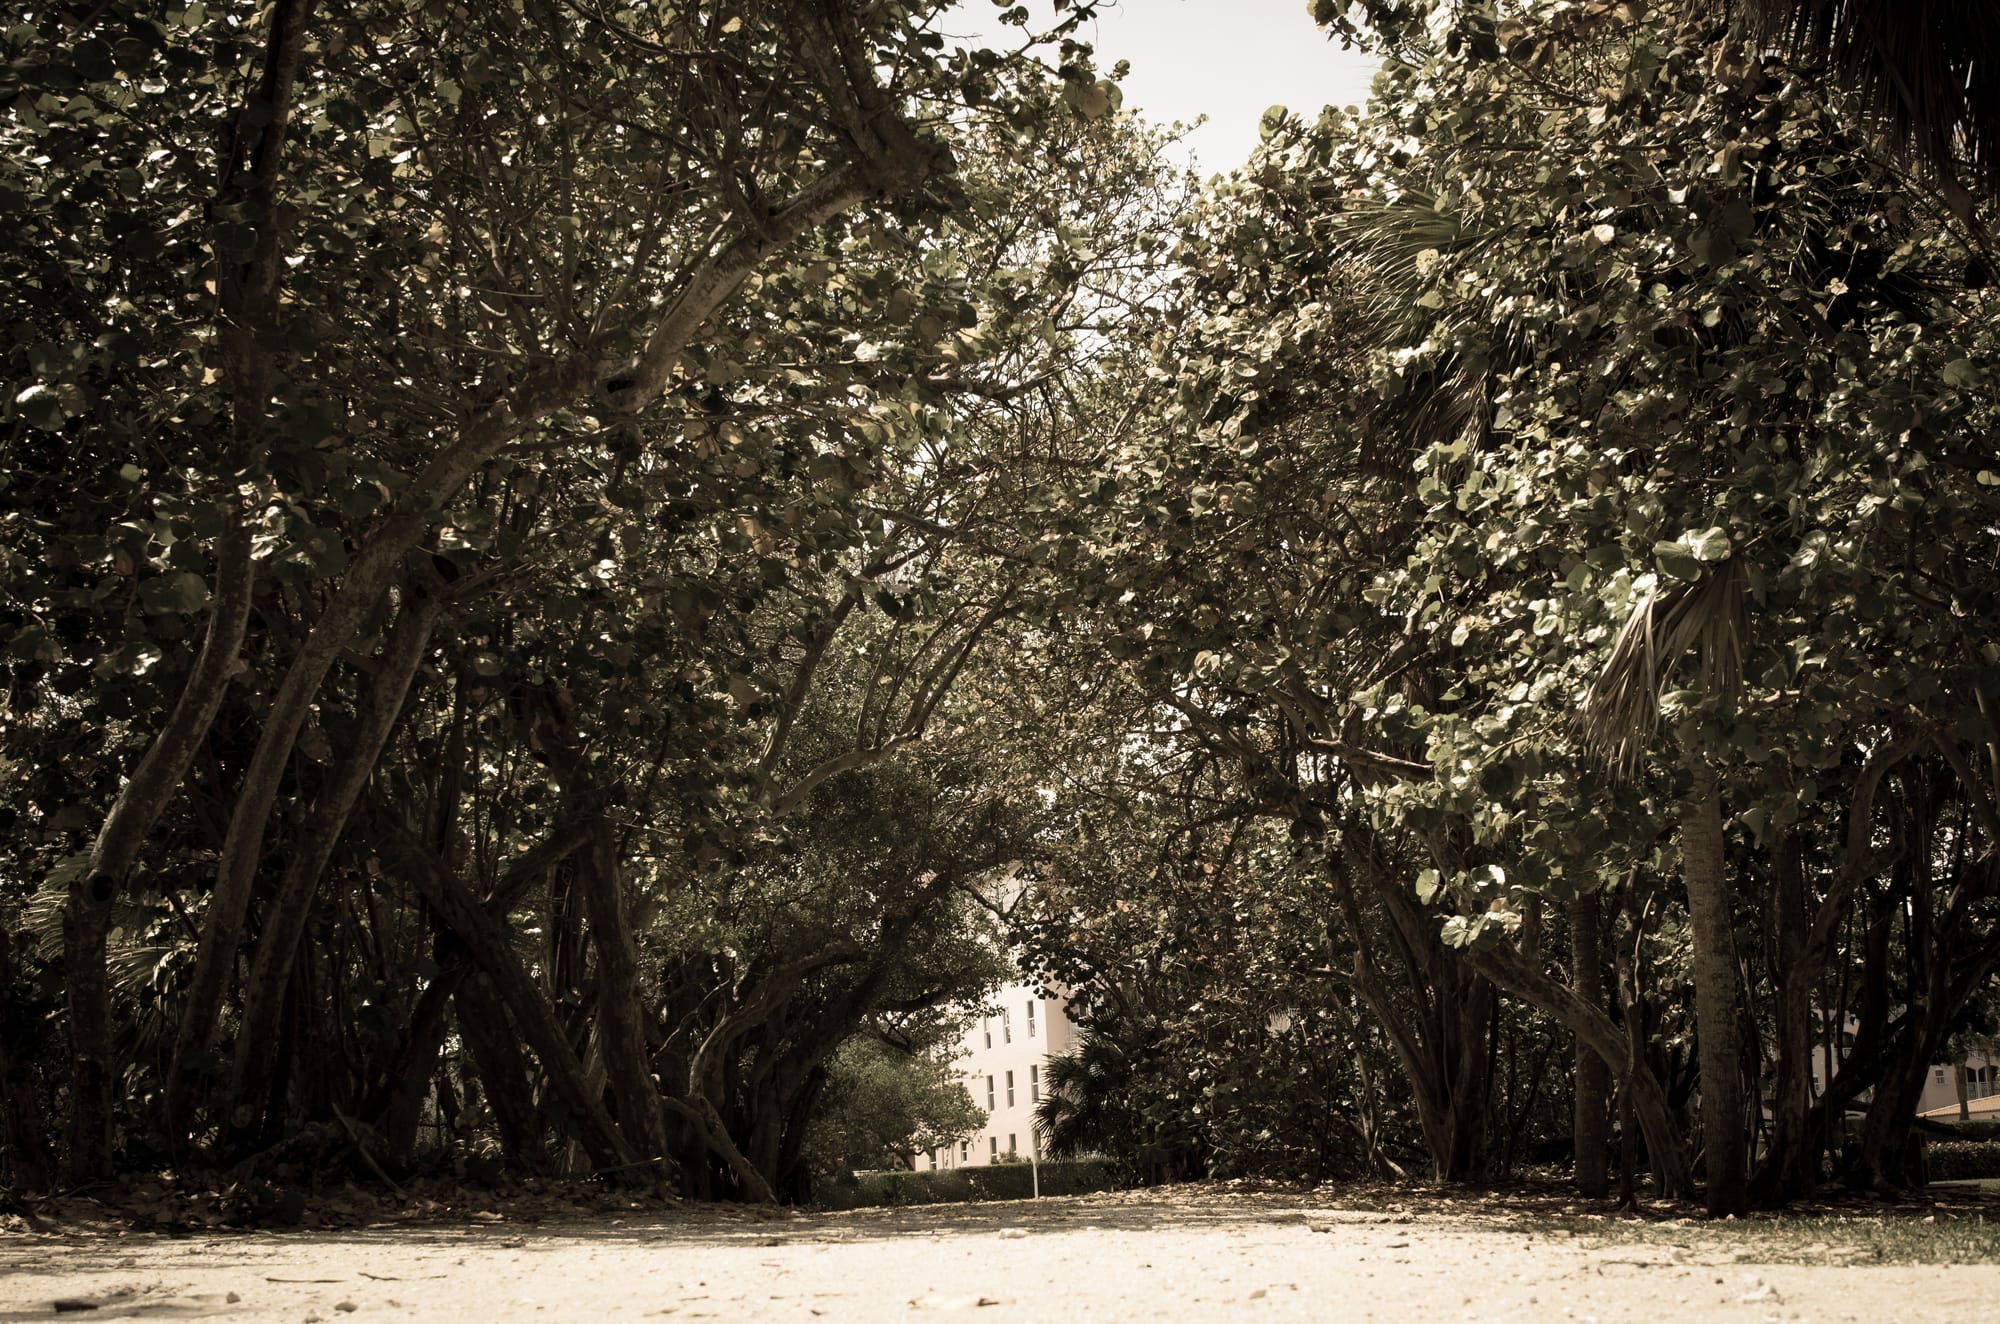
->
<box><xmin>5</xmin><ymin>0</ymin><xmax>1999</xmax><ymax>1214</ymax></box>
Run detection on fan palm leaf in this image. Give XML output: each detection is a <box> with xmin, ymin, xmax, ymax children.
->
<box><xmin>1580</xmin><ymin>557</ymin><xmax>1749</xmax><ymax>773</ymax></box>
<box><xmin>1733</xmin><ymin>0</ymin><xmax>2000</xmax><ymax>198</ymax></box>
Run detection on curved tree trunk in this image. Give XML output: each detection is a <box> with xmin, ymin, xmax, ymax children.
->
<box><xmin>375</xmin><ymin>957</ymin><xmax>471</xmax><ymax>1166</ymax></box>
<box><xmin>1464</xmin><ymin>937</ymin><xmax>1694</xmax><ymax>1200</ymax></box>
<box><xmin>1755</xmin><ymin>829</ymin><xmax>1817</xmax><ymax>1204</ymax></box>
<box><xmin>576</xmin><ymin>822</ymin><xmax>672</xmax><ymax>1172</ymax></box>
<box><xmin>163</xmin><ymin>2</ymin><xmax>950</xmax><ymax>1140</ymax></box>
<box><xmin>525</xmin><ymin>686</ymin><xmax>672</xmax><ymax>1174</ymax></box>
<box><xmin>1329</xmin><ymin>862</ymin><xmax>1491</xmax><ymax>1182</ymax></box>
<box><xmin>225</xmin><ymin>588</ymin><xmax>446</xmax><ymax>1141</ymax></box>
<box><xmin>382</xmin><ymin>823</ymin><xmax>635</xmax><ymax>1174</ymax></box>
<box><xmin>455</xmin><ymin>973</ymin><xmax>543</xmax><ymax>1169</ymax></box>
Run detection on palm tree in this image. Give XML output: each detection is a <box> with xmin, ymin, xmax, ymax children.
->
<box><xmin>1582</xmin><ymin>561</ymin><xmax>1752</xmax><ymax>1214</ymax></box>
<box><xmin>1032</xmin><ymin>1029</ymin><xmax>1136</xmax><ymax>1161</ymax></box>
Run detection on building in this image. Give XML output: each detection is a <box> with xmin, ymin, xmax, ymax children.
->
<box><xmin>1916</xmin><ymin>1053</ymin><xmax>2000</xmax><ymax>1122</ymax></box>
<box><xmin>1809</xmin><ymin>1027</ymin><xmax>2000</xmax><ymax>1123</ymax></box>
<box><xmin>922</xmin><ymin>982</ymin><xmax>1075</xmax><ymax>1170</ymax></box>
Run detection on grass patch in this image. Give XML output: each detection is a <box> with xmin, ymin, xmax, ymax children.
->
<box><xmin>1520</xmin><ymin>1207</ymin><xmax>2000</xmax><ymax>1266</ymax></box>
<box><xmin>1295</xmin><ymin>1174</ymin><xmax>2000</xmax><ymax>1267</ymax></box>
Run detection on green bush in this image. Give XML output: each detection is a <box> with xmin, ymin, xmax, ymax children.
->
<box><xmin>816</xmin><ymin>1158</ymin><xmax>1124</xmax><ymax>1210</ymax></box>
<box><xmin>1927</xmin><ymin>1138</ymin><xmax>2000</xmax><ymax>1181</ymax></box>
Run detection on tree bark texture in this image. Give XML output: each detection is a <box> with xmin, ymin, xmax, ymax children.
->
<box><xmin>1681</xmin><ymin>758</ymin><xmax>1749</xmax><ymax>1215</ymax></box>
<box><xmin>1569</xmin><ymin>892</ymin><xmax>1611</xmax><ymax>1198</ymax></box>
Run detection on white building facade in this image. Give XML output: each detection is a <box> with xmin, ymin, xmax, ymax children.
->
<box><xmin>924</xmin><ymin>982</ymin><xmax>1074</xmax><ymax>1169</ymax></box>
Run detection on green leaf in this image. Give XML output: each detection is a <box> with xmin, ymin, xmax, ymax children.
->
<box><xmin>1686</xmin><ymin>527</ymin><xmax>1730</xmax><ymax>562</ymax></box>
<box><xmin>14</xmin><ymin>383</ymin><xmax>67</xmax><ymax>431</ymax></box>
<box><xmin>1943</xmin><ymin>358</ymin><xmax>1985</xmax><ymax>389</ymax></box>
<box><xmin>1652</xmin><ymin>541</ymin><xmax>1701</xmax><ymax>581</ymax></box>
<box><xmin>137</xmin><ymin>571</ymin><xmax>211</xmax><ymax>615</ymax></box>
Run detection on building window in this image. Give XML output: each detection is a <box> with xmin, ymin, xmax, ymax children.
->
<box><xmin>983</xmin><ymin>1018</ymin><xmax>992</xmax><ymax>1050</ymax></box>
<box><xmin>1008</xmin><ymin>1134</ymin><xmax>1017</xmax><ymax>1155</ymax></box>
<box><xmin>1027</xmin><ymin>1001</ymin><xmax>1036</xmax><ymax>1038</ymax></box>
<box><xmin>1030</xmin><ymin>1064</ymin><xmax>1039</xmax><ymax>1101</ymax></box>
<box><xmin>986</xmin><ymin>1075</ymin><xmax>995</xmax><ymax>1110</ymax></box>
<box><xmin>1939</xmin><ymin>1068</ymin><xmax>1949</xmax><ymax>1084</ymax></box>
<box><xmin>990</xmin><ymin>1136</ymin><xmax>998</xmax><ymax>1157</ymax></box>
<box><xmin>929</xmin><ymin>1151</ymin><xmax>938</xmax><ymax>1171</ymax></box>
<box><xmin>960</xmin><ymin>1140</ymin><xmax>969</xmax><ymax>1162</ymax></box>
<box><xmin>1006</xmin><ymin>1070</ymin><xmax>1015</xmax><ymax>1106</ymax></box>
<box><xmin>1002</xmin><ymin>1007</ymin><xmax>1011</xmax><ymax>1044</ymax></box>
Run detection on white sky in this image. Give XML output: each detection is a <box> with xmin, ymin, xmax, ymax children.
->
<box><xmin>940</xmin><ymin>0</ymin><xmax>1382</xmax><ymax>172</ymax></box>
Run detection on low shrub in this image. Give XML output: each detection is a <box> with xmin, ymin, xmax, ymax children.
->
<box><xmin>1927</xmin><ymin>1138</ymin><xmax>2000</xmax><ymax>1182</ymax></box>
<box><xmin>816</xmin><ymin>1157</ymin><xmax>1124</xmax><ymax>1210</ymax></box>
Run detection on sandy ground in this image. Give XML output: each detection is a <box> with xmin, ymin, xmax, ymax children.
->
<box><xmin>2</xmin><ymin>1187</ymin><xmax>1995</xmax><ymax>1323</ymax></box>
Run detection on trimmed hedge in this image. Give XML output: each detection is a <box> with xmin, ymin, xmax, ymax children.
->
<box><xmin>816</xmin><ymin>1157</ymin><xmax>1124</xmax><ymax>1210</ymax></box>
<box><xmin>1927</xmin><ymin>1138</ymin><xmax>2000</xmax><ymax>1182</ymax></box>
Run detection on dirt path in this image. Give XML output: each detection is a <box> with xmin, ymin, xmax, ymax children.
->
<box><xmin>3</xmin><ymin>1187</ymin><xmax>1993</xmax><ymax>1322</ymax></box>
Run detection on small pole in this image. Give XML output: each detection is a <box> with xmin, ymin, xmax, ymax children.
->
<box><xmin>1031</xmin><ymin>1144</ymin><xmax>1040</xmax><ymax>1198</ymax></box>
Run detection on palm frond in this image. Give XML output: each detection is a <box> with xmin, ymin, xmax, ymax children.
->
<box><xmin>1734</xmin><ymin>0</ymin><xmax>2000</xmax><ymax>197</ymax></box>
<box><xmin>1032</xmin><ymin>1030</ymin><xmax>1133</xmax><ymax>1159</ymax></box>
<box><xmin>1580</xmin><ymin>557</ymin><xmax>1748</xmax><ymax>772</ymax></box>
<box><xmin>1326</xmin><ymin>193</ymin><xmax>1517</xmax><ymax>459</ymax></box>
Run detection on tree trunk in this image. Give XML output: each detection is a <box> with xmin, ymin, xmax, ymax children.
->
<box><xmin>0</xmin><ymin>937</ymin><xmax>54</xmax><ymax>1194</ymax></box>
<box><xmin>225</xmin><ymin>588</ymin><xmax>445</xmax><ymax>1139</ymax></box>
<box><xmin>456</xmin><ymin>974</ymin><xmax>543</xmax><ymax>1168</ymax></box>
<box><xmin>665</xmin><ymin>1092</ymin><xmax>779</xmax><ymax>1204</ymax></box>
<box><xmin>1570</xmin><ymin>891</ymin><xmax>1611</xmax><ymax>1198</ymax></box>
<box><xmin>376</xmin><ymin>960</ymin><xmax>470</xmax><ymax>1165</ymax></box>
<box><xmin>1753</xmin><ymin>740</ymin><xmax>1917</xmax><ymax>1203</ymax></box>
<box><xmin>1681</xmin><ymin>757</ymin><xmax>1749</xmax><ymax>1215</ymax></box>
<box><xmin>1337</xmin><ymin>848</ymin><xmax>1497</xmax><ymax>1183</ymax></box>
<box><xmin>524</xmin><ymin>684</ymin><xmax>671</xmax><ymax>1174</ymax></box>
<box><xmin>576</xmin><ymin>822</ymin><xmax>671</xmax><ymax>1171</ymax></box>
<box><xmin>133</xmin><ymin>0</ymin><xmax>315</xmax><ymax>1147</ymax></box>
<box><xmin>1851</xmin><ymin>1025</ymin><xmax>1939</xmax><ymax>1190</ymax></box>
<box><xmin>1754</xmin><ymin>829</ymin><xmax>1817</xmax><ymax>1204</ymax></box>
<box><xmin>383</xmin><ymin>825</ymin><xmax>635</xmax><ymax>1174</ymax></box>
<box><xmin>1464</xmin><ymin>938</ymin><xmax>1694</xmax><ymax>1199</ymax></box>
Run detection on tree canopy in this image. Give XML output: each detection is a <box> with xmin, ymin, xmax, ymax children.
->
<box><xmin>5</xmin><ymin>0</ymin><xmax>2000</xmax><ymax>1214</ymax></box>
